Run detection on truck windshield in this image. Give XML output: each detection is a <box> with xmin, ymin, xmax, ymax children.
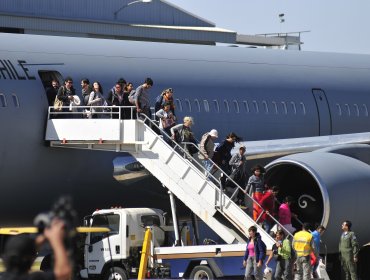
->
<box><xmin>90</xmin><ymin>214</ymin><xmax>120</xmax><ymax>244</ymax></box>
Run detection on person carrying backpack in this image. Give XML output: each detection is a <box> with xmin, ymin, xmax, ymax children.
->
<box><xmin>243</xmin><ymin>226</ymin><xmax>266</xmax><ymax>280</ymax></box>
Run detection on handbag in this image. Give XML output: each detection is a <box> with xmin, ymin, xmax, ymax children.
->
<box><xmin>162</xmin><ymin>117</ymin><xmax>175</xmax><ymax>129</ymax></box>
<box><xmin>53</xmin><ymin>96</ymin><xmax>63</xmax><ymax>111</ymax></box>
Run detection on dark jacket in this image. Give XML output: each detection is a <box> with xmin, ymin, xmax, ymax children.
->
<box><xmin>243</xmin><ymin>233</ymin><xmax>266</xmax><ymax>262</ymax></box>
<box><xmin>57</xmin><ymin>86</ymin><xmax>75</xmax><ymax>106</ymax></box>
<box><xmin>213</xmin><ymin>140</ymin><xmax>235</xmax><ymax>173</ymax></box>
<box><xmin>107</xmin><ymin>89</ymin><xmax>126</xmax><ymax>106</ymax></box>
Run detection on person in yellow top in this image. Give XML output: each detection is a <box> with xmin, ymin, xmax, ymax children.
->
<box><xmin>292</xmin><ymin>223</ymin><xmax>316</xmax><ymax>280</ymax></box>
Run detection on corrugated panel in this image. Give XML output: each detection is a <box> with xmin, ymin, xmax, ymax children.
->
<box><xmin>0</xmin><ymin>0</ymin><xmax>214</xmax><ymax>27</ymax></box>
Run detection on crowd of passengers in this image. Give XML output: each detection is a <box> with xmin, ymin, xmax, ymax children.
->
<box><xmin>46</xmin><ymin>76</ymin><xmax>357</xmax><ymax>280</ymax></box>
<box><xmin>47</xmin><ymin>76</ymin><xmax>157</xmax><ymax>120</ymax></box>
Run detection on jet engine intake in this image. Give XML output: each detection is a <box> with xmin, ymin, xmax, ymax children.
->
<box><xmin>265</xmin><ymin>144</ymin><xmax>370</xmax><ymax>253</ymax></box>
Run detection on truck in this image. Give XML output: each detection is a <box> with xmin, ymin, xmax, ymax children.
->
<box><xmin>79</xmin><ymin>207</ymin><xmax>258</xmax><ymax>280</ymax></box>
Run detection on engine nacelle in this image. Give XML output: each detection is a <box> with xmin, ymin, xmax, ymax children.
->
<box><xmin>265</xmin><ymin>144</ymin><xmax>370</xmax><ymax>253</ymax></box>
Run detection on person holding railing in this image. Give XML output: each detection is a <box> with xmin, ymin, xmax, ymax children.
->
<box><xmin>259</xmin><ymin>185</ymin><xmax>280</xmax><ymax>233</ymax></box>
<box><xmin>198</xmin><ymin>129</ymin><xmax>218</xmax><ymax>175</ymax></box>
<box><xmin>278</xmin><ymin>196</ymin><xmax>297</xmax><ymax>235</ymax></box>
<box><xmin>212</xmin><ymin>132</ymin><xmax>242</xmax><ymax>189</ymax></box>
<box><xmin>170</xmin><ymin>116</ymin><xmax>197</xmax><ymax>157</ymax></box>
<box><xmin>156</xmin><ymin>102</ymin><xmax>176</xmax><ymax>144</ymax></box>
<box><xmin>245</xmin><ymin>165</ymin><xmax>266</xmax><ymax>221</ymax></box>
<box><xmin>225</xmin><ymin>145</ymin><xmax>248</xmax><ymax>203</ymax></box>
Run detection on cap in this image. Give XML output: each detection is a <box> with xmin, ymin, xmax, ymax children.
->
<box><xmin>209</xmin><ymin>129</ymin><xmax>218</xmax><ymax>138</ymax></box>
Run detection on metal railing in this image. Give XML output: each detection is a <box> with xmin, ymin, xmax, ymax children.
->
<box><xmin>137</xmin><ymin>113</ymin><xmax>294</xmax><ymax>237</ymax></box>
<box><xmin>47</xmin><ymin>105</ymin><xmax>137</xmax><ymax>120</ymax></box>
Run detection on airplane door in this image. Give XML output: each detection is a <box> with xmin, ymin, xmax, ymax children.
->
<box><xmin>312</xmin><ymin>89</ymin><xmax>332</xmax><ymax>135</ymax></box>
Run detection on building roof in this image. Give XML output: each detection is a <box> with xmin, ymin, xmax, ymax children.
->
<box><xmin>0</xmin><ymin>0</ymin><xmax>301</xmax><ymax>48</ymax></box>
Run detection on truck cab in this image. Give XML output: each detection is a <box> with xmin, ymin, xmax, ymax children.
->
<box><xmin>80</xmin><ymin>207</ymin><xmax>165</xmax><ymax>280</ymax></box>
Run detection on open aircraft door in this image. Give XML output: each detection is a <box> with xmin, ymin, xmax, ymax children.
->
<box><xmin>312</xmin><ymin>89</ymin><xmax>332</xmax><ymax>136</ymax></box>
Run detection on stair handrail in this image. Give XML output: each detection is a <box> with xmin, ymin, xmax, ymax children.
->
<box><xmin>47</xmin><ymin>105</ymin><xmax>139</xmax><ymax>120</ymax></box>
<box><xmin>137</xmin><ymin>113</ymin><xmax>292</xmax><ymax>234</ymax></box>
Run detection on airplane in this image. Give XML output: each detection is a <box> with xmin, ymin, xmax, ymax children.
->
<box><xmin>1</xmin><ymin>32</ymin><xmax>370</xmax><ymax>276</ymax></box>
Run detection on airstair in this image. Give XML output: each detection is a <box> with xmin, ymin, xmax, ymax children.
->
<box><xmin>45</xmin><ymin>107</ymin><xmax>278</xmax><ymax>247</ymax></box>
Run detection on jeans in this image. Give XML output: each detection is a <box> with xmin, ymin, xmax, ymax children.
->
<box><xmin>275</xmin><ymin>258</ymin><xmax>292</xmax><ymax>280</ymax></box>
<box><xmin>244</xmin><ymin>256</ymin><xmax>263</xmax><ymax>280</ymax></box>
<box><xmin>202</xmin><ymin>159</ymin><xmax>213</xmax><ymax>175</ymax></box>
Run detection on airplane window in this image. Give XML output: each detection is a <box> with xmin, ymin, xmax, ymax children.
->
<box><xmin>344</xmin><ymin>104</ymin><xmax>350</xmax><ymax>116</ymax></box>
<box><xmin>194</xmin><ymin>99</ymin><xmax>200</xmax><ymax>112</ymax></box>
<box><xmin>290</xmin><ymin>102</ymin><xmax>296</xmax><ymax>114</ymax></box>
<box><xmin>233</xmin><ymin>100</ymin><xmax>240</xmax><ymax>113</ymax></box>
<box><xmin>175</xmin><ymin>99</ymin><xmax>182</xmax><ymax>112</ymax></box>
<box><xmin>336</xmin><ymin>104</ymin><xmax>342</xmax><ymax>116</ymax></box>
<box><xmin>272</xmin><ymin>101</ymin><xmax>279</xmax><ymax>115</ymax></box>
<box><xmin>362</xmin><ymin>104</ymin><xmax>368</xmax><ymax>117</ymax></box>
<box><xmin>262</xmin><ymin>101</ymin><xmax>268</xmax><ymax>114</ymax></box>
<box><xmin>203</xmin><ymin>100</ymin><xmax>210</xmax><ymax>112</ymax></box>
<box><xmin>0</xmin><ymin>94</ymin><xmax>7</xmax><ymax>107</ymax></box>
<box><xmin>281</xmin><ymin>102</ymin><xmax>287</xmax><ymax>114</ymax></box>
<box><xmin>252</xmin><ymin>100</ymin><xmax>259</xmax><ymax>113</ymax></box>
<box><xmin>12</xmin><ymin>94</ymin><xmax>20</xmax><ymax>107</ymax></box>
<box><xmin>185</xmin><ymin>99</ymin><xmax>191</xmax><ymax>112</ymax></box>
<box><xmin>353</xmin><ymin>104</ymin><xmax>359</xmax><ymax>117</ymax></box>
<box><xmin>213</xmin><ymin>100</ymin><xmax>220</xmax><ymax>113</ymax></box>
<box><xmin>300</xmin><ymin>102</ymin><xmax>306</xmax><ymax>115</ymax></box>
<box><xmin>223</xmin><ymin>100</ymin><xmax>230</xmax><ymax>113</ymax></box>
<box><xmin>243</xmin><ymin>101</ymin><xmax>250</xmax><ymax>113</ymax></box>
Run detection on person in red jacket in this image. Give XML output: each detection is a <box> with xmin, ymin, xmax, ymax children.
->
<box><xmin>259</xmin><ymin>186</ymin><xmax>279</xmax><ymax>233</ymax></box>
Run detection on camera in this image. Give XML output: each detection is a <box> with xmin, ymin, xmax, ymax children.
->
<box><xmin>33</xmin><ymin>196</ymin><xmax>78</xmax><ymax>235</ymax></box>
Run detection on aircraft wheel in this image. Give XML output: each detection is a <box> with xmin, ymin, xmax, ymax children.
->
<box><xmin>189</xmin><ymin>265</ymin><xmax>215</xmax><ymax>280</ymax></box>
<box><xmin>103</xmin><ymin>267</ymin><xmax>128</xmax><ymax>280</ymax></box>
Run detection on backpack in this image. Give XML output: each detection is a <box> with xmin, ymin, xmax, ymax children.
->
<box><xmin>128</xmin><ymin>90</ymin><xmax>137</xmax><ymax>105</ymax></box>
<box><xmin>154</xmin><ymin>94</ymin><xmax>164</xmax><ymax>113</ymax></box>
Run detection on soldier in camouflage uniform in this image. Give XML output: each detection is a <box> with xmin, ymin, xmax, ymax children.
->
<box><xmin>339</xmin><ymin>220</ymin><xmax>359</xmax><ymax>280</ymax></box>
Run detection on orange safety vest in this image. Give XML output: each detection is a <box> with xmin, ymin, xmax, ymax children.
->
<box><xmin>293</xmin><ymin>231</ymin><xmax>313</xmax><ymax>257</ymax></box>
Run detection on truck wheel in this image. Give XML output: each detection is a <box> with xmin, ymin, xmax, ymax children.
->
<box><xmin>189</xmin><ymin>265</ymin><xmax>215</xmax><ymax>280</ymax></box>
<box><xmin>103</xmin><ymin>267</ymin><xmax>128</xmax><ymax>280</ymax></box>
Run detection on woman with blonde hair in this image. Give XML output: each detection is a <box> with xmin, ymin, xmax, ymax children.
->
<box><xmin>170</xmin><ymin>116</ymin><xmax>197</xmax><ymax>155</ymax></box>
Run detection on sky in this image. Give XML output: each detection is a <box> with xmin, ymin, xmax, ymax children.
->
<box><xmin>168</xmin><ymin>0</ymin><xmax>370</xmax><ymax>55</ymax></box>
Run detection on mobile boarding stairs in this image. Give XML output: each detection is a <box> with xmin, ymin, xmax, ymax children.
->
<box><xmin>45</xmin><ymin>106</ymin><xmax>291</xmax><ymax>249</ymax></box>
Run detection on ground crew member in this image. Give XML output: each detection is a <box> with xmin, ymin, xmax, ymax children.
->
<box><xmin>339</xmin><ymin>220</ymin><xmax>359</xmax><ymax>280</ymax></box>
<box><xmin>292</xmin><ymin>222</ymin><xmax>316</xmax><ymax>280</ymax></box>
